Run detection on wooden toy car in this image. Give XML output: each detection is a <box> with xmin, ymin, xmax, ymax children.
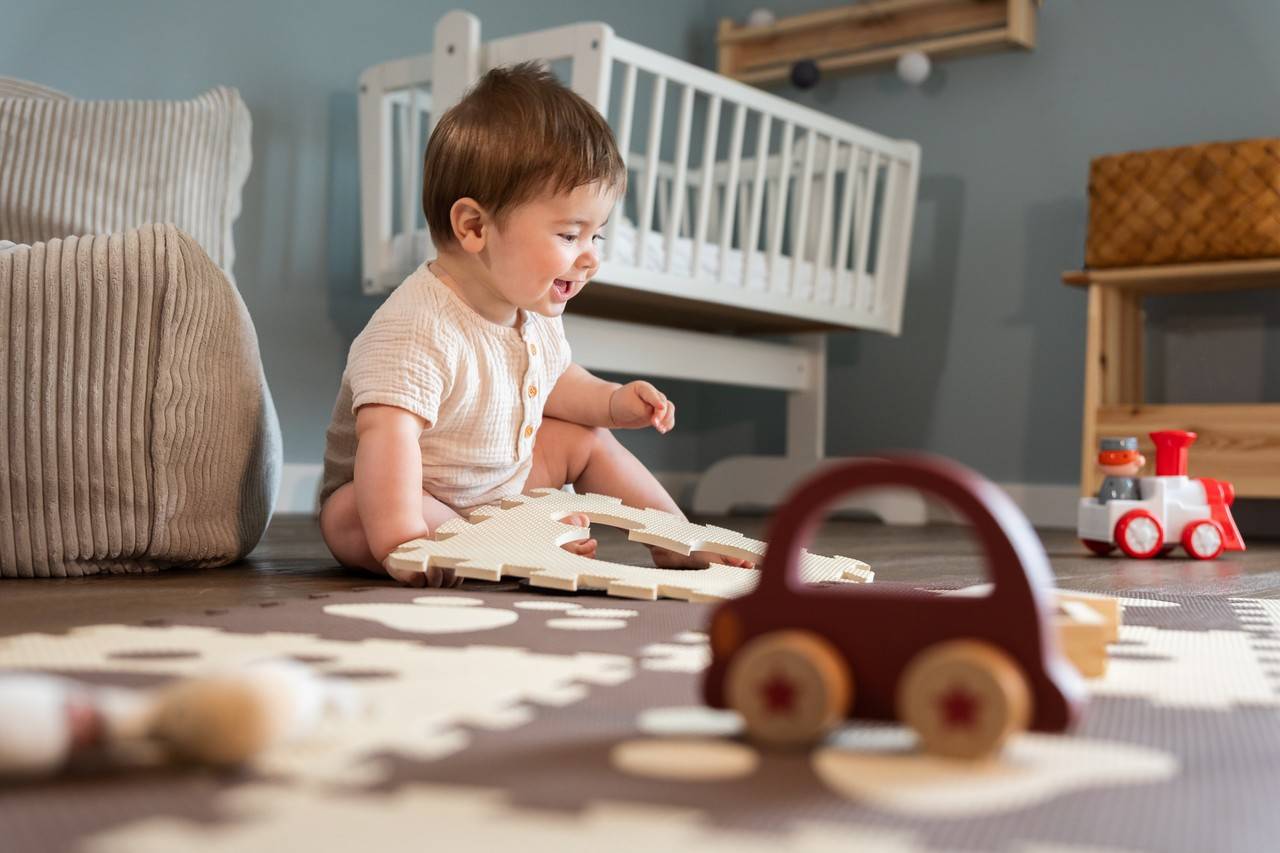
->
<box><xmin>1077</xmin><ymin>430</ymin><xmax>1245</xmax><ymax>560</ymax></box>
<box><xmin>703</xmin><ymin>455</ymin><xmax>1085</xmax><ymax>760</ymax></box>
<box><xmin>940</xmin><ymin>586</ymin><xmax>1121</xmax><ymax>679</ymax></box>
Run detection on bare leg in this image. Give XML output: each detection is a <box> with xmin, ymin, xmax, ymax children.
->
<box><xmin>319</xmin><ymin>482</ymin><xmax>464</xmax><ymax>587</ymax></box>
<box><xmin>525</xmin><ymin>418</ymin><xmax>752</xmax><ymax>569</ymax></box>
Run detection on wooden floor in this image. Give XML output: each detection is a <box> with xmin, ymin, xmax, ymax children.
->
<box><xmin>2</xmin><ymin>514</ymin><xmax>1279</xmax><ymax>635</ymax></box>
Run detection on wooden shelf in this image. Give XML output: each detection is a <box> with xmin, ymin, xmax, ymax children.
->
<box><xmin>1071</xmin><ymin>257</ymin><xmax>1280</xmax><ymax>499</ymax></box>
<box><xmin>1094</xmin><ymin>404</ymin><xmax>1280</xmax><ymax>498</ymax></box>
<box><xmin>1063</xmin><ymin>258</ymin><xmax>1280</xmax><ymax>296</ymax></box>
<box><xmin>717</xmin><ymin>0</ymin><xmax>1040</xmax><ymax>86</ymax></box>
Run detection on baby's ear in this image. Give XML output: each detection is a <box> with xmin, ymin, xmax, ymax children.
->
<box><xmin>450</xmin><ymin>198</ymin><xmax>488</xmax><ymax>253</ymax></box>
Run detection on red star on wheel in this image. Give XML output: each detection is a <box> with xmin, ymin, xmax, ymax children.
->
<box><xmin>939</xmin><ymin>686</ymin><xmax>978</xmax><ymax>729</ymax></box>
<box><xmin>761</xmin><ymin>673</ymin><xmax>796</xmax><ymax>714</ymax></box>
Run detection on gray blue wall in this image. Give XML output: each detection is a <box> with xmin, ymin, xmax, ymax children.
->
<box><xmin>1</xmin><ymin>0</ymin><xmax>719</xmax><ymax>477</ymax></box>
<box><xmin>4</xmin><ymin>1</ymin><xmax>1277</xmax><ymax>501</ymax></box>
<box><xmin>711</xmin><ymin>0</ymin><xmax>1280</xmax><ymax>487</ymax></box>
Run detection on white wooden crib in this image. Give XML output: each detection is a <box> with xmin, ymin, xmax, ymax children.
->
<box><xmin>358</xmin><ymin>11</ymin><xmax>924</xmax><ymax>520</ymax></box>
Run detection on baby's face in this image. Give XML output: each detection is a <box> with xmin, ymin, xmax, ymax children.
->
<box><xmin>484</xmin><ymin>182</ymin><xmax>616</xmax><ymax>317</ymax></box>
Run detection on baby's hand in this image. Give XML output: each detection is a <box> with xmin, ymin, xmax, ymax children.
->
<box><xmin>609</xmin><ymin>381</ymin><xmax>675</xmax><ymax>433</ymax></box>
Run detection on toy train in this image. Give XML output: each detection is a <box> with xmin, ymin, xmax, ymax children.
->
<box><xmin>1077</xmin><ymin>430</ymin><xmax>1245</xmax><ymax>560</ymax></box>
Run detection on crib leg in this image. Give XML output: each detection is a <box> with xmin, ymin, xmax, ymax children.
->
<box><xmin>691</xmin><ymin>333</ymin><xmax>927</xmax><ymax>526</ymax></box>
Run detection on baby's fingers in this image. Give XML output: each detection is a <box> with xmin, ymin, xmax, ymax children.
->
<box><xmin>658</xmin><ymin>400</ymin><xmax>676</xmax><ymax>433</ymax></box>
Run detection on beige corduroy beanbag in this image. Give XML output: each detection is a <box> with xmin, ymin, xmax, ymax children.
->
<box><xmin>0</xmin><ymin>224</ymin><xmax>281</xmax><ymax>577</ymax></box>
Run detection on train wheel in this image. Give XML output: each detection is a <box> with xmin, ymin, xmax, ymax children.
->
<box><xmin>897</xmin><ymin>640</ymin><xmax>1031</xmax><ymax>760</ymax></box>
<box><xmin>1114</xmin><ymin>510</ymin><xmax>1164</xmax><ymax>559</ymax></box>
<box><xmin>725</xmin><ymin>630</ymin><xmax>852</xmax><ymax>747</ymax></box>
<box><xmin>1181</xmin><ymin>519</ymin><xmax>1225</xmax><ymax>560</ymax></box>
<box><xmin>1081</xmin><ymin>539</ymin><xmax>1115</xmax><ymax>556</ymax></box>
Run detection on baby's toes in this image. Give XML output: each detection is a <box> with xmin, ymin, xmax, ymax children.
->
<box><xmin>561</xmin><ymin>538</ymin><xmax>598</xmax><ymax>558</ymax></box>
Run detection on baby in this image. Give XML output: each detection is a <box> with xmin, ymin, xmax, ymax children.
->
<box><xmin>319</xmin><ymin>63</ymin><xmax>749</xmax><ymax>586</ymax></box>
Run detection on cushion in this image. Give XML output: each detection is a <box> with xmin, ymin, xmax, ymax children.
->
<box><xmin>0</xmin><ymin>224</ymin><xmax>281</xmax><ymax>577</ymax></box>
<box><xmin>0</xmin><ymin>78</ymin><xmax>69</xmax><ymax>99</ymax></box>
<box><xmin>0</xmin><ymin>79</ymin><xmax>251</xmax><ymax>274</ymax></box>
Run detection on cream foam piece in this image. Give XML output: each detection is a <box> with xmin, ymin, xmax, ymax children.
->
<box><xmin>323</xmin><ymin>603</ymin><xmax>518</xmax><ymax>634</ymax></box>
<box><xmin>386</xmin><ymin>489</ymin><xmax>873</xmax><ymax>601</ymax></box>
<box><xmin>812</xmin><ymin>728</ymin><xmax>1176</xmax><ymax>818</ymax></box>
<box><xmin>0</xmin><ymin>624</ymin><xmax>633</xmax><ymax>785</ymax></box>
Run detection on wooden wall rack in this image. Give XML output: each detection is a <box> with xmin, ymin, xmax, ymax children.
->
<box><xmin>717</xmin><ymin>0</ymin><xmax>1041</xmax><ymax>86</ymax></box>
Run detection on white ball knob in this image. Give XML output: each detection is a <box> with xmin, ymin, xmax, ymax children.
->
<box><xmin>897</xmin><ymin>51</ymin><xmax>931</xmax><ymax>85</ymax></box>
<box><xmin>0</xmin><ymin>676</ymin><xmax>75</xmax><ymax>776</ymax></box>
<box><xmin>747</xmin><ymin>8</ymin><xmax>776</xmax><ymax>28</ymax></box>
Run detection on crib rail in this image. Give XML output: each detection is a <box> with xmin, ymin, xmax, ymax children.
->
<box><xmin>358</xmin><ymin>12</ymin><xmax>920</xmax><ymax>335</ymax></box>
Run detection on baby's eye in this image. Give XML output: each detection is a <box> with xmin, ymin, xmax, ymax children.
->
<box><xmin>559</xmin><ymin>233</ymin><xmax>579</xmax><ymax>243</ymax></box>
<box><xmin>591</xmin><ymin>234</ymin><xmax>606</xmax><ymax>243</ymax></box>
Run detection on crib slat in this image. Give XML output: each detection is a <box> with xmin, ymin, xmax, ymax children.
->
<box><xmin>788</xmin><ymin>129</ymin><xmax>817</xmax><ymax>295</ymax></box>
<box><xmin>399</xmin><ymin>98</ymin><xmax>418</xmax><ymax>237</ymax></box>
<box><xmin>635</xmin><ymin>74</ymin><xmax>667</xmax><ymax>267</ymax></box>
<box><xmin>693</xmin><ymin>95</ymin><xmax>721</xmax><ymax>275</ymax></box>
<box><xmin>870</xmin><ymin>157</ymin><xmax>903</xmax><ymax>317</ymax></box>
<box><xmin>605</xmin><ymin>63</ymin><xmax>637</xmax><ymax>262</ymax></box>
<box><xmin>766</xmin><ymin>121</ymin><xmax>794</xmax><ymax>292</ymax></box>
<box><xmin>813</xmin><ymin>137</ymin><xmax>840</xmax><ymax>302</ymax></box>
<box><xmin>664</xmin><ymin>84</ymin><xmax>695</xmax><ymax>273</ymax></box>
<box><xmin>833</xmin><ymin>144</ymin><xmax>861</xmax><ymax>306</ymax></box>
<box><xmin>657</xmin><ymin>180</ymin><xmax>669</xmax><ymax>235</ymax></box>
<box><xmin>717</xmin><ymin>103</ymin><xmax>746</xmax><ymax>285</ymax></box>
<box><xmin>742</xmin><ymin>112</ymin><xmax>772</xmax><ymax>288</ymax></box>
<box><xmin>853</xmin><ymin>151</ymin><xmax>882</xmax><ymax>310</ymax></box>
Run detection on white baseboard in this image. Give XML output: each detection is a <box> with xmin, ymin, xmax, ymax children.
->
<box><xmin>276</xmin><ymin>463</ymin><xmax>1080</xmax><ymax>529</ymax></box>
<box><xmin>278</xmin><ymin>463</ymin><xmax>324</xmax><ymax>515</ymax></box>
<box><xmin>923</xmin><ymin>482</ymin><xmax>1079</xmax><ymax>530</ymax></box>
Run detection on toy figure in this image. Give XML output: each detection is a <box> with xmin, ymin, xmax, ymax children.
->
<box><xmin>1096</xmin><ymin>437</ymin><xmax>1145</xmax><ymax>504</ymax></box>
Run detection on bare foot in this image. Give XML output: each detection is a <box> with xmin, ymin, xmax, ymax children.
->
<box><xmin>559</xmin><ymin>513</ymin><xmax>597</xmax><ymax>559</ymax></box>
<box><xmin>647</xmin><ymin>545</ymin><xmax>754</xmax><ymax>570</ymax></box>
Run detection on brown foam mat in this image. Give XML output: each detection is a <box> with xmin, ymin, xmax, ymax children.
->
<box><xmin>1</xmin><ymin>586</ymin><xmax>1278</xmax><ymax>852</ymax></box>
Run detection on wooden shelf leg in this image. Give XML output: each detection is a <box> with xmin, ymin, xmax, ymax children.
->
<box><xmin>1082</xmin><ymin>285</ymin><xmax>1146</xmax><ymax>496</ymax></box>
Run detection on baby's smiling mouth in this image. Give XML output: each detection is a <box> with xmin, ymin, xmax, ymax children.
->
<box><xmin>553</xmin><ymin>279</ymin><xmax>576</xmax><ymax>297</ymax></box>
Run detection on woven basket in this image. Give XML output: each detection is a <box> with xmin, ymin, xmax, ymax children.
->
<box><xmin>1086</xmin><ymin>138</ymin><xmax>1280</xmax><ymax>268</ymax></box>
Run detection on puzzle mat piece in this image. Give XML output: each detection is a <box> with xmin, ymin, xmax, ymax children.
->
<box><xmin>387</xmin><ymin>489</ymin><xmax>872</xmax><ymax>601</ymax></box>
<box><xmin>1089</xmin><ymin>598</ymin><xmax>1280</xmax><ymax>710</ymax></box>
<box><xmin>605</xmin><ymin>719</ymin><xmax>1174</xmax><ymax>820</ymax></box>
<box><xmin>79</xmin><ymin>781</ymin><xmax>949</xmax><ymax>853</ymax></box>
<box><xmin>807</xmin><ymin>728</ymin><xmax>1177</xmax><ymax>819</ymax></box>
<box><xmin>0</xmin><ymin>623</ymin><xmax>633</xmax><ymax>785</ymax></box>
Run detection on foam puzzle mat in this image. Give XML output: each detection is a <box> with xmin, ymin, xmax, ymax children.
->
<box><xmin>2</xmin><ymin>582</ymin><xmax>1278</xmax><ymax>852</ymax></box>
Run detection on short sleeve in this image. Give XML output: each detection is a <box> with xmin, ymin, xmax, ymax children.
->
<box><xmin>345</xmin><ymin>309</ymin><xmax>454</xmax><ymax>428</ymax></box>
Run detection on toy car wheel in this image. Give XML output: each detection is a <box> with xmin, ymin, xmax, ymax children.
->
<box><xmin>725</xmin><ymin>630</ymin><xmax>852</xmax><ymax>747</ymax></box>
<box><xmin>1081</xmin><ymin>539</ymin><xmax>1115</xmax><ymax>557</ymax></box>
<box><xmin>1181</xmin><ymin>519</ymin><xmax>1225</xmax><ymax>560</ymax></box>
<box><xmin>1113</xmin><ymin>510</ymin><xmax>1164</xmax><ymax>559</ymax></box>
<box><xmin>897</xmin><ymin>639</ymin><xmax>1031</xmax><ymax>760</ymax></box>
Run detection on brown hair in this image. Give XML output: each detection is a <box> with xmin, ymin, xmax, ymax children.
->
<box><xmin>422</xmin><ymin>62</ymin><xmax>626</xmax><ymax>247</ymax></box>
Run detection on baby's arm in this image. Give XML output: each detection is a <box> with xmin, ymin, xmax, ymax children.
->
<box><xmin>546</xmin><ymin>364</ymin><xmax>674</xmax><ymax>433</ymax></box>
<box><xmin>544</xmin><ymin>363</ymin><xmax>617</xmax><ymax>427</ymax></box>
<box><xmin>353</xmin><ymin>404</ymin><xmax>433</xmax><ymax>563</ymax></box>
